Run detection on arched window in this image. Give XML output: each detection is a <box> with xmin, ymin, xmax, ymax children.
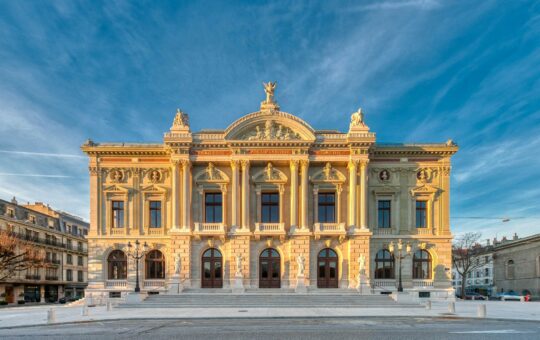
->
<box><xmin>145</xmin><ymin>250</ymin><xmax>165</xmax><ymax>279</ymax></box>
<box><xmin>506</xmin><ymin>260</ymin><xmax>515</xmax><ymax>279</ymax></box>
<box><xmin>107</xmin><ymin>250</ymin><xmax>127</xmax><ymax>280</ymax></box>
<box><xmin>412</xmin><ymin>250</ymin><xmax>432</xmax><ymax>279</ymax></box>
<box><xmin>375</xmin><ymin>249</ymin><xmax>394</xmax><ymax>279</ymax></box>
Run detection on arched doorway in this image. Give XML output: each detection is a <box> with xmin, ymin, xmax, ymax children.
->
<box><xmin>317</xmin><ymin>248</ymin><xmax>338</xmax><ymax>288</ymax></box>
<box><xmin>201</xmin><ymin>248</ymin><xmax>222</xmax><ymax>288</ymax></box>
<box><xmin>259</xmin><ymin>248</ymin><xmax>280</xmax><ymax>288</ymax></box>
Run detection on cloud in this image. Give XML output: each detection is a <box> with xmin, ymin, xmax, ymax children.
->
<box><xmin>0</xmin><ymin>150</ymin><xmax>86</xmax><ymax>159</ymax></box>
<box><xmin>346</xmin><ymin>0</ymin><xmax>441</xmax><ymax>12</ymax></box>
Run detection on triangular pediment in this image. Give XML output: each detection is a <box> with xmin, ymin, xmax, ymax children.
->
<box><xmin>103</xmin><ymin>185</ymin><xmax>130</xmax><ymax>194</ymax></box>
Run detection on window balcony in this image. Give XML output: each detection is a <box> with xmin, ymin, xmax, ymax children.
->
<box><xmin>45</xmin><ymin>276</ymin><xmax>59</xmax><ymax>281</ymax></box>
<box><xmin>313</xmin><ymin>222</ymin><xmax>346</xmax><ymax>239</ymax></box>
<box><xmin>412</xmin><ymin>279</ymin><xmax>434</xmax><ymax>288</ymax></box>
<box><xmin>254</xmin><ymin>222</ymin><xmax>286</xmax><ymax>237</ymax></box>
<box><xmin>414</xmin><ymin>228</ymin><xmax>434</xmax><ymax>236</ymax></box>
<box><xmin>146</xmin><ymin>227</ymin><xmax>164</xmax><ymax>236</ymax></box>
<box><xmin>110</xmin><ymin>228</ymin><xmax>126</xmax><ymax>236</ymax></box>
<box><xmin>143</xmin><ymin>279</ymin><xmax>166</xmax><ymax>289</ymax></box>
<box><xmin>106</xmin><ymin>280</ymin><xmax>128</xmax><ymax>288</ymax></box>
<box><xmin>373</xmin><ymin>227</ymin><xmax>394</xmax><ymax>236</ymax></box>
<box><xmin>372</xmin><ymin>279</ymin><xmax>396</xmax><ymax>290</ymax></box>
<box><xmin>194</xmin><ymin>222</ymin><xmax>226</xmax><ymax>236</ymax></box>
<box><xmin>25</xmin><ymin>274</ymin><xmax>41</xmax><ymax>280</ymax></box>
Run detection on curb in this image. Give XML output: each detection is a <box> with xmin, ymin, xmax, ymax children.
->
<box><xmin>1</xmin><ymin>314</ymin><xmax>539</xmax><ymax>330</ymax></box>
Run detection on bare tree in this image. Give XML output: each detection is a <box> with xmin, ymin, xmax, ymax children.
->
<box><xmin>0</xmin><ymin>230</ymin><xmax>45</xmax><ymax>281</ymax></box>
<box><xmin>452</xmin><ymin>232</ymin><xmax>491</xmax><ymax>299</ymax></box>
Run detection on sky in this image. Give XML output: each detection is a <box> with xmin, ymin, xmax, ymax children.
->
<box><xmin>0</xmin><ymin>0</ymin><xmax>539</xmax><ymax>241</ymax></box>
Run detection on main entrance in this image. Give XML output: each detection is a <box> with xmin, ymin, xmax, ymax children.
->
<box><xmin>201</xmin><ymin>248</ymin><xmax>223</xmax><ymax>288</ymax></box>
<box><xmin>259</xmin><ymin>248</ymin><xmax>281</xmax><ymax>288</ymax></box>
<box><xmin>317</xmin><ymin>248</ymin><xmax>338</xmax><ymax>288</ymax></box>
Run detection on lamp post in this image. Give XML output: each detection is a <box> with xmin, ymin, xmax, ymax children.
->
<box><xmin>389</xmin><ymin>239</ymin><xmax>411</xmax><ymax>293</ymax></box>
<box><xmin>127</xmin><ymin>240</ymin><xmax>148</xmax><ymax>293</ymax></box>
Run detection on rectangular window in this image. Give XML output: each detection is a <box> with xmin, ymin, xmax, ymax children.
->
<box><xmin>7</xmin><ymin>208</ymin><xmax>14</xmax><ymax>218</ymax></box>
<box><xmin>318</xmin><ymin>193</ymin><xmax>335</xmax><ymax>223</ymax></box>
<box><xmin>204</xmin><ymin>193</ymin><xmax>223</xmax><ymax>223</ymax></box>
<box><xmin>112</xmin><ymin>201</ymin><xmax>124</xmax><ymax>228</ymax></box>
<box><xmin>261</xmin><ymin>193</ymin><xmax>279</xmax><ymax>223</ymax></box>
<box><xmin>149</xmin><ymin>201</ymin><xmax>162</xmax><ymax>228</ymax></box>
<box><xmin>67</xmin><ymin>254</ymin><xmax>72</xmax><ymax>265</ymax></box>
<box><xmin>78</xmin><ymin>256</ymin><xmax>83</xmax><ymax>266</ymax></box>
<box><xmin>77</xmin><ymin>270</ymin><xmax>83</xmax><ymax>282</ymax></box>
<box><xmin>66</xmin><ymin>269</ymin><xmax>72</xmax><ymax>281</ymax></box>
<box><xmin>377</xmin><ymin>200</ymin><xmax>391</xmax><ymax>228</ymax></box>
<box><xmin>415</xmin><ymin>201</ymin><xmax>427</xmax><ymax>228</ymax></box>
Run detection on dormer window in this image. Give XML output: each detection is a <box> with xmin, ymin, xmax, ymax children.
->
<box><xmin>29</xmin><ymin>215</ymin><xmax>36</xmax><ymax>224</ymax></box>
<box><xmin>7</xmin><ymin>208</ymin><xmax>14</xmax><ymax>218</ymax></box>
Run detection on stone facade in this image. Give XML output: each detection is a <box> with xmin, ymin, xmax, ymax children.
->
<box><xmin>81</xmin><ymin>84</ymin><xmax>458</xmax><ymax>299</ymax></box>
<box><xmin>0</xmin><ymin>198</ymin><xmax>89</xmax><ymax>304</ymax></box>
<box><xmin>492</xmin><ymin>233</ymin><xmax>540</xmax><ymax>298</ymax></box>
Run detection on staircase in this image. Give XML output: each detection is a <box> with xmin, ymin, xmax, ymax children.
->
<box><xmin>118</xmin><ymin>290</ymin><xmax>420</xmax><ymax>308</ymax></box>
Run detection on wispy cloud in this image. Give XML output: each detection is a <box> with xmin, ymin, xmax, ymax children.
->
<box><xmin>0</xmin><ymin>173</ymin><xmax>77</xmax><ymax>178</ymax></box>
<box><xmin>346</xmin><ymin>0</ymin><xmax>440</xmax><ymax>12</ymax></box>
<box><xmin>0</xmin><ymin>150</ymin><xmax>86</xmax><ymax>159</ymax></box>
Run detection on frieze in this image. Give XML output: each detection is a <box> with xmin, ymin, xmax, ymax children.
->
<box><xmin>240</xmin><ymin>120</ymin><xmax>301</xmax><ymax>141</ymax></box>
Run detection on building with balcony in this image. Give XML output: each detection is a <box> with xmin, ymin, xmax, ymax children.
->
<box><xmin>81</xmin><ymin>84</ymin><xmax>458</xmax><ymax>299</ymax></box>
<box><xmin>0</xmin><ymin>198</ymin><xmax>88</xmax><ymax>304</ymax></box>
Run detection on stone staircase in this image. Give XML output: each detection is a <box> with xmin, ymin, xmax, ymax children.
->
<box><xmin>118</xmin><ymin>290</ymin><xmax>421</xmax><ymax>308</ymax></box>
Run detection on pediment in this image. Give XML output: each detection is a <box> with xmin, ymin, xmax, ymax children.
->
<box><xmin>195</xmin><ymin>163</ymin><xmax>230</xmax><ymax>183</ymax></box>
<box><xmin>311</xmin><ymin>163</ymin><xmax>346</xmax><ymax>183</ymax></box>
<box><xmin>140</xmin><ymin>184</ymin><xmax>168</xmax><ymax>194</ymax></box>
<box><xmin>103</xmin><ymin>185</ymin><xmax>130</xmax><ymax>194</ymax></box>
<box><xmin>224</xmin><ymin>111</ymin><xmax>316</xmax><ymax>141</ymax></box>
<box><xmin>252</xmin><ymin>163</ymin><xmax>287</xmax><ymax>183</ymax></box>
<box><xmin>410</xmin><ymin>184</ymin><xmax>439</xmax><ymax>196</ymax></box>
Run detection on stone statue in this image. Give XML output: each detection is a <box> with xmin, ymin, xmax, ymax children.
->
<box><xmin>358</xmin><ymin>254</ymin><xmax>366</xmax><ymax>273</ymax></box>
<box><xmin>235</xmin><ymin>254</ymin><xmax>243</xmax><ymax>276</ymax></box>
<box><xmin>150</xmin><ymin>170</ymin><xmax>161</xmax><ymax>183</ymax></box>
<box><xmin>111</xmin><ymin>170</ymin><xmax>123</xmax><ymax>183</ymax></box>
<box><xmin>113</xmin><ymin>264</ymin><xmax>118</xmax><ymax>279</ymax></box>
<box><xmin>206</xmin><ymin>163</ymin><xmax>219</xmax><ymax>180</ymax></box>
<box><xmin>174</xmin><ymin>254</ymin><xmax>181</xmax><ymax>275</ymax></box>
<box><xmin>263</xmin><ymin>82</ymin><xmax>277</xmax><ymax>103</ymax></box>
<box><xmin>173</xmin><ymin>108</ymin><xmax>189</xmax><ymax>128</ymax></box>
<box><xmin>350</xmin><ymin>108</ymin><xmax>366</xmax><ymax>128</ymax></box>
<box><xmin>296</xmin><ymin>255</ymin><xmax>305</xmax><ymax>277</ymax></box>
<box><xmin>323</xmin><ymin>163</ymin><xmax>333</xmax><ymax>180</ymax></box>
<box><xmin>379</xmin><ymin>170</ymin><xmax>389</xmax><ymax>181</ymax></box>
<box><xmin>265</xmin><ymin>163</ymin><xmax>275</xmax><ymax>180</ymax></box>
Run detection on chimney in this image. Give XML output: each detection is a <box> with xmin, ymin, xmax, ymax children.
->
<box><xmin>11</xmin><ymin>196</ymin><xmax>18</xmax><ymax>205</ymax></box>
<box><xmin>513</xmin><ymin>233</ymin><xmax>518</xmax><ymax>241</ymax></box>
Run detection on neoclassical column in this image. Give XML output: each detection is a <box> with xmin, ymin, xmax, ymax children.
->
<box><xmin>241</xmin><ymin>160</ymin><xmax>250</xmax><ymax>230</ymax></box>
<box><xmin>359</xmin><ymin>160</ymin><xmax>368</xmax><ymax>229</ymax></box>
<box><xmin>336</xmin><ymin>184</ymin><xmax>343</xmax><ymax>224</ymax></box>
<box><xmin>88</xmin><ymin>166</ymin><xmax>100</xmax><ymax>236</ymax></box>
<box><xmin>348</xmin><ymin>160</ymin><xmax>358</xmax><ymax>228</ymax></box>
<box><xmin>230</xmin><ymin>160</ymin><xmax>239</xmax><ymax>228</ymax></box>
<box><xmin>171</xmin><ymin>160</ymin><xmax>181</xmax><ymax>230</ymax></box>
<box><xmin>313</xmin><ymin>186</ymin><xmax>319</xmax><ymax>224</ymax></box>
<box><xmin>300</xmin><ymin>160</ymin><xmax>309</xmax><ymax>229</ymax></box>
<box><xmin>279</xmin><ymin>184</ymin><xmax>285</xmax><ymax>224</ymax></box>
<box><xmin>289</xmin><ymin>160</ymin><xmax>299</xmax><ymax>228</ymax></box>
<box><xmin>181</xmin><ymin>160</ymin><xmax>191</xmax><ymax>230</ymax></box>
<box><xmin>220</xmin><ymin>184</ymin><xmax>228</xmax><ymax>225</ymax></box>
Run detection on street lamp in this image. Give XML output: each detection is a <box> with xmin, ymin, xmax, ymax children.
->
<box><xmin>388</xmin><ymin>239</ymin><xmax>411</xmax><ymax>293</ymax></box>
<box><xmin>126</xmin><ymin>240</ymin><xmax>148</xmax><ymax>293</ymax></box>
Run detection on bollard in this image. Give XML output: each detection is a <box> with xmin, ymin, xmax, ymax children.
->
<box><xmin>107</xmin><ymin>300</ymin><xmax>112</xmax><ymax>311</ymax></box>
<box><xmin>448</xmin><ymin>301</ymin><xmax>455</xmax><ymax>314</ymax></box>
<box><xmin>425</xmin><ymin>300</ymin><xmax>432</xmax><ymax>310</ymax></box>
<box><xmin>477</xmin><ymin>304</ymin><xmax>486</xmax><ymax>318</ymax></box>
<box><xmin>81</xmin><ymin>304</ymin><xmax>89</xmax><ymax>316</ymax></box>
<box><xmin>47</xmin><ymin>308</ymin><xmax>56</xmax><ymax>324</ymax></box>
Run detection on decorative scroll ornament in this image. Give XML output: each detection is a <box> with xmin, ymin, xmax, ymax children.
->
<box><xmin>379</xmin><ymin>169</ymin><xmax>390</xmax><ymax>182</ymax></box>
<box><xmin>243</xmin><ymin>120</ymin><xmax>300</xmax><ymax>140</ymax></box>
<box><xmin>110</xmin><ymin>169</ymin><xmax>124</xmax><ymax>183</ymax></box>
<box><xmin>149</xmin><ymin>170</ymin><xmax>162</xmax><ymax>183</ymax></box>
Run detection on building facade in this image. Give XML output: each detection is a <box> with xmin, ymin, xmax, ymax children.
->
<box><xmin>452</xmin><ymin>249</ymin><xmax>494</xmax><ymax>297</ymax></box>
<box><xmin>492</xmin><ymin>233</ymin><xmax>540</xmax><ymax>299</ymax></box>
<box><xmin>82</xmin><ymin>84</ymin><xmax>458</xmax><ymax>299</ymax></box>
<box><xmin>0</xmin><ymin>198</ymin><xmax>89</xmax><ymax>304</ymax></box>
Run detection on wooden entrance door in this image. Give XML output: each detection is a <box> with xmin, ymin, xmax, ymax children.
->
<box><xmin>201</xmin><ymin>248</ymin><xmax>223</xmax><ymax>288</ymax></box>
<box><xmin>317</xmin><ymin>248</ymin><xmax>339</xmax><ymax>288</ymax></box>
<box><xmin>5</xmin><ymin>286</ymin><xmax>14</xmax><ymax>303</ymax></box>
<box><xmin>259</xmin><ymin>248</ymin><xmax>281</xmax><ymax>288</ymax></box>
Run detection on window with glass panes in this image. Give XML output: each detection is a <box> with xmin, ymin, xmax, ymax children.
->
<box><xmin>415</xmin><ymin>200</ymin><xmax>427</xmax><ymax>228</ymax></box>
<box><xmin>205</xmin><ymin>193</ymin><xmax>222</xmax><ymax>223</ymax></box>
<box><xmin>377</xmin><ymin>200</ymin><xmax>391</xmax><ymax>228</ymax></box>
<box><xmin>149</xmin><ymin>201</ymin><xmax>162</xmax><ymax>228</ymax></box>
<box><xmin>318</xmin><ymin>193</ymin><xmax>335</xmax><ymax>223</ymax></box>
<box><xmin>261</xmin><ymin>193</ymin><xmax>279</xmax><ymax>223</ymax></box>
<box><xmin>112</xmin><ymin>201</ymin><xmax>124</xmax><ymax>228</ymax></box>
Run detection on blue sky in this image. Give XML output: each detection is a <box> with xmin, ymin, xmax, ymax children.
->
<box><xmin>0</xmin><ymin>0</ymin><xmax>539</xmax><ymax>241</ymax></box>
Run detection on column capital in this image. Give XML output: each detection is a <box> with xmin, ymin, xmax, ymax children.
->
<box><xmin>290</xmin><ymin>159</ymin><xmax>299</xmax><ymax>169</ymax></box>
<box><xmin>180</xmin><ymin>159</ymin><xmax>191</xmax><ymax>169</ymax></box>
<box><xmin>88</xmin><ymin>166</ymin><xmax>99</xmax><ymax>176</ymax></box>
<box><xmin>230</xmin><ymin>160</ymin><xmax>240</xmax><ymax>169</ymax></box>
<box><xmin>219</xmin><ymin>183</ymin><xmax>228</xmax><ymax>193</ymax></box>
<box><xmin>240</xmin><ymin>160</ymin><xmax>250</xmax><ymax>169</ymax></box>
<box><xmin>299</xmin><ymin>159</ymin><xmax>309</xmax><ymax>168</ymax></box>
<box><xmin>348</xmin><ymin>160</ymin><xmax>359</xmax><ymax>170</ymax></box>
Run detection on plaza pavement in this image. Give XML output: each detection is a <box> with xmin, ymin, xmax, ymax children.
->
<box><xmin>0</xmin><ymin>300</ymin><xmax>539</xmax><ymax>329</ymax></box>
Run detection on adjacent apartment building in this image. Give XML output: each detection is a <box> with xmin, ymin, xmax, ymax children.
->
<box><xmin>81</xmin><ymin>83</ymin><xmax>458</xmax><ymax>299</ymax></box>
<box><xmin>0</xmin><ymin>198</ymin><xmax>89</xmax><ymax>304</ymax></box>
